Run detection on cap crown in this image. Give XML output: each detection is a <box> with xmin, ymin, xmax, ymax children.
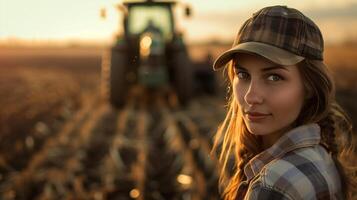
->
<box><xmin>234</xmin><ymin>5</ymin><xmax>324</xmax><ymax>60</ymax></box>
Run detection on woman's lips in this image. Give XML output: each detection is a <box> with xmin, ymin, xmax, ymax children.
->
<box><xmin>245</xmin><ymin>112</ymin><xmax>271</xmax><ymax>122</ymax></box>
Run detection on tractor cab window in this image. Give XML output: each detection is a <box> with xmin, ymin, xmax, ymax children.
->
<box><xmin>127</xmin><ymin>5</ymin><xmax>173</xmax><ymax>40</ymax></box>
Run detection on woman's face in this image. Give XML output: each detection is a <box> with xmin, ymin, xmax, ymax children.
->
<box><xmin>232</xmin><ymin>53</ymin><xmax>306</xmax><ymax>147</ymax></box>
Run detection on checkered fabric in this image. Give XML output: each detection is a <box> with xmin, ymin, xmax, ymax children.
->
<box><xmin>237</xmin><ymin>5</ymin><xmax>323</xmax><ymax>60</ymax></box>
<box><xmin>238</xmin><ymin>123</ymin><xmax>343</xmax><ymax>200</ymax></box>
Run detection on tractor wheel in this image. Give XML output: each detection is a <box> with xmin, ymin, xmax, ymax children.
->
<box><xmin>109</xmin><ymin>46</ymin><xmax>128</xmax><ymax>108</ymax></box>
<box><xmin>172</xmin><ymin>51</ymin><xmax>194</xmax><ymax>106</ymax></box>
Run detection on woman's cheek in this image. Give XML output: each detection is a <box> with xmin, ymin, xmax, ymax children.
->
<box><xmin>232</xmin><ymin>78</ymin><xmax>240</xmax><ymax>104</ymax></box>
<box><xmin>233</xmin><ymin>78</ymin><xmax>246</xmax><ymax>107</ymax></box>
<box><xmin>270</xmin><ymin>84</ymin><xmax>305</xmax><ymax>120</ymax></box>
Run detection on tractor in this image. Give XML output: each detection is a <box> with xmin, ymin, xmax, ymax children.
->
<box><xmin>104</xmin><ymin>0</ymin><xmax>215</xmax><ymax>108</ymax></box>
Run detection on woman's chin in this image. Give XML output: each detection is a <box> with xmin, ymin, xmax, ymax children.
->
<box><xmin>244</xmin><ymin>121</ymin><xmax>270</xmax><ymax>136</ymax></box>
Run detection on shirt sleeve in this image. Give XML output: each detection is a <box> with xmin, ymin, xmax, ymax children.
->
<box><xmin>245</xmin><ymin>184</ymin><xmax>294</xmax><ymax>200</ymax></box>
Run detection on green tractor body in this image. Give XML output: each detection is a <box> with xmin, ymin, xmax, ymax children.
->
<box><xmin>108</xmin><ymin>0</ymin><xmax>194</xmax><ymax>108</ymax></box>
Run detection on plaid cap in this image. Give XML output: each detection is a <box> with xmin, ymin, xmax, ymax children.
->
<box><xmin>213</xmin><ymin>5</ymin><xmax>324</xmax><ymax>70</ymax></box>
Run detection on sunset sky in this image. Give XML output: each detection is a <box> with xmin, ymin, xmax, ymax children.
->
<box><xmin>1</xmin><ymin>0</ymin><xmax>356</xmax><ymax>45</ymax></box>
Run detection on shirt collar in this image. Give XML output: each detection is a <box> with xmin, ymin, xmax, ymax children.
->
<box><xmin>243</xmin><ymin>123</ymin><xmax>321</xmax><ymax>182</ymax></box>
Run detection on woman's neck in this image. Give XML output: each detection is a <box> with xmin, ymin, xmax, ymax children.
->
<box><xmin>260</xmin><ymin>125</ymin><xmax>293</xmax><ymax>150</ymax></box>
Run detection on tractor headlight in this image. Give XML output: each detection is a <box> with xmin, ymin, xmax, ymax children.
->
<box><xmin>140</xmin><ymin>35</ymin><xmax>152</xmax><ymax>58</ymax></box>
<box><xmin>140</xmin><ymin>33</ymin><xmax>164</xmax><ymax>59</ymax></box>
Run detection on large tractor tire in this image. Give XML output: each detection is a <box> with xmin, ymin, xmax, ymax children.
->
<box><xmin>109</xmin><ymin>46</ymin><xmax>128</xmax><ymax>108</ymax></box>
<box><xmin>172</xmin><ymin>50</ymin><xmax>194</xmax><ymax>106</ymax></box>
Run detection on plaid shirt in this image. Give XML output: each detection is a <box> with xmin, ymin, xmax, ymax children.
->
<box><xmin>238</xmin><ymin>123</ymin><xmax>343</xmax><ymax>200</ymax></box>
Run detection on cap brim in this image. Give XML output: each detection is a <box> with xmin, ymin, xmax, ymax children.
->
<box><xmin>213</xmin><ymin>42</ymin><xmax>305</xmax><ymax>70</ymax></box>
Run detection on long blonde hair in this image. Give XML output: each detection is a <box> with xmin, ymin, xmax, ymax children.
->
<box><xmin>211</xmin><ymin>59</ymin><xmax>357</xmax><ymax>199</ymax></box>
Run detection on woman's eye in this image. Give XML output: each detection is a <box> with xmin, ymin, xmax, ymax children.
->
<box><xmin>237</xmin><ymin>71</ymin><xmax>249</xmax><ymax>80</ymax></box>
<box><xmin>267</xmin><ymin>74</ymin><xmax>283</xmax><ymax>81</ymax></box>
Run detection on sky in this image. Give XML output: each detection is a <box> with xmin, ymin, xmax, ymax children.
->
<box><xmin>0</xmin><ymin>0</ymin><xmax>357</xmax><ymax>45</ymax></box>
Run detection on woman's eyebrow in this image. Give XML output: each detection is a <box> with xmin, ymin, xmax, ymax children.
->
<box><xmin>234</xmin><ymin>63</ymin><xmax>247</xmax><ymax>71</ymax></box>
<box><xmin>262</xmin><ymin>65</ymin><xmax>289</xmax><ymax>72</ymax></box>
<box><xmin>234</xmin><ymin>63</ymin><xmax>288</xmax><ymax>71</ymax></box>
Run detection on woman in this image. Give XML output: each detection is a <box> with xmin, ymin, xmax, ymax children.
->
<box><xmin>211</xmin><ymin>5</ymin><xmax>356</xmax><ymax>200</ymax></box>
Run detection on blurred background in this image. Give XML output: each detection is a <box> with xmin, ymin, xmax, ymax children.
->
<box><xmin>1</xmin><ymin>0</ymin><xmax>357</xmax><ymax>199</ymax></box>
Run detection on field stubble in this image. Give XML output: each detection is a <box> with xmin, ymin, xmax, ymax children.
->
<box><xmin>0</xmin><ymin>45</ymin><xmax>356</xmax><ymax>199</ymax></box>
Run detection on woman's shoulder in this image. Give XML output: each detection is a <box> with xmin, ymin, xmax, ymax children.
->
<box><xmin>248</xmin><ymin>145</ymin><xmax>343</xmax><ymax>199</ymax></box>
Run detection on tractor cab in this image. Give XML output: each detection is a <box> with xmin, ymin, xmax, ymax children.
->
<box><xmin>122</xmin><ymin>1</ymin><xmax>175</xmax><ymax>88</ymax></box>
<box><xmin>123</xmin><ymin>1</ymin><xmax>176</xmax><ymax>41</ymax></box>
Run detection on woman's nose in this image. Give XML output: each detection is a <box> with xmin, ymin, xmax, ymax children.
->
<box><xmin>244</xmin><ymin>81</ymin><xmax>264</xmax><ymax>105</ymax></box>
